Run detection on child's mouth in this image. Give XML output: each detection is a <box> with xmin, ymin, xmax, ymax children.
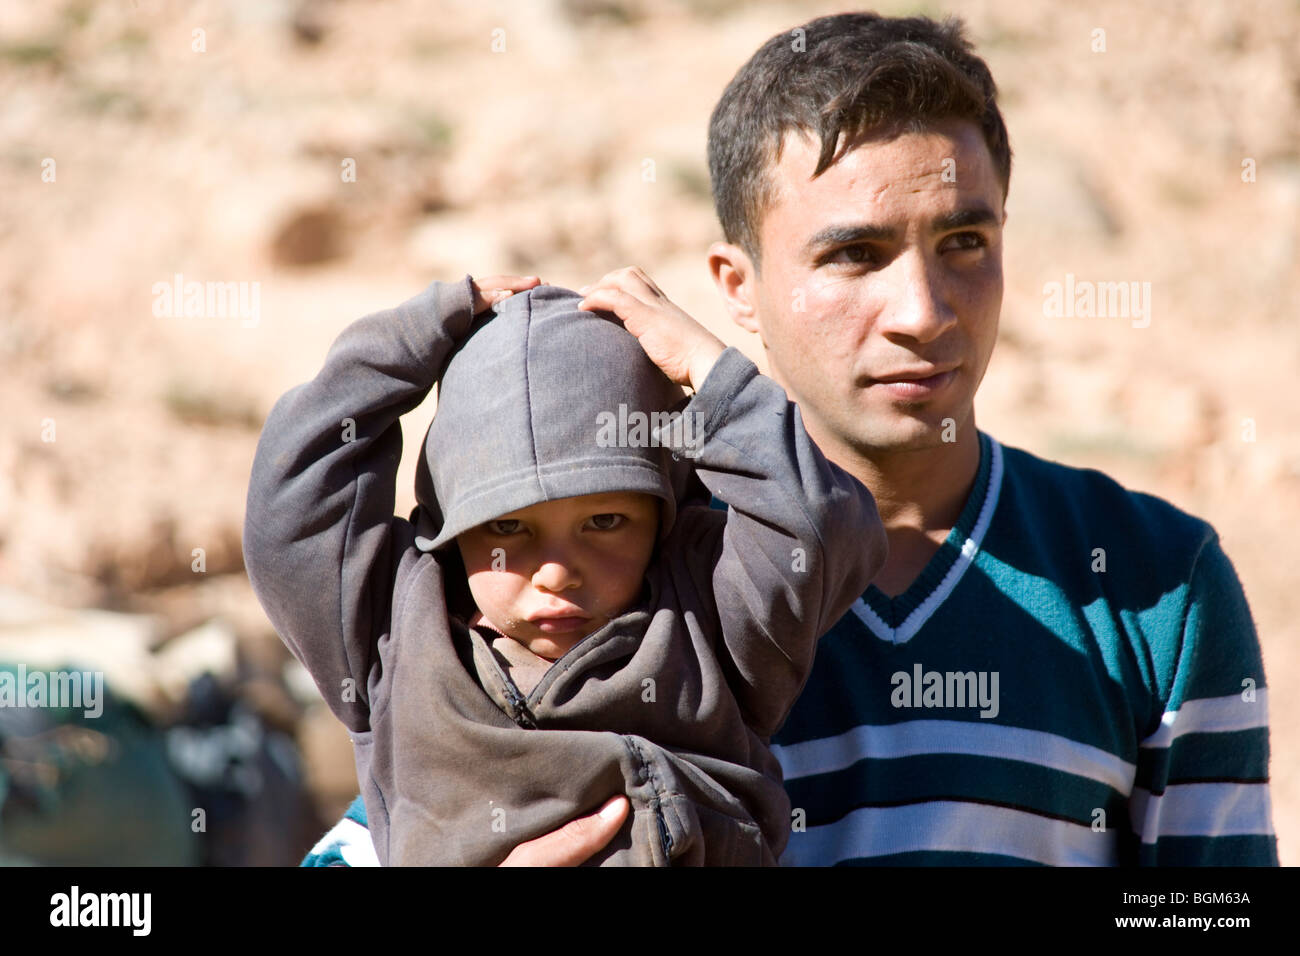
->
<box><xmin>527</xmin><ymin>616</ymin><xmax>590</xmax><ymax>632</ymax></box>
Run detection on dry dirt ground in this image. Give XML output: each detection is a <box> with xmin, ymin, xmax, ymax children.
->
<box><xmin>2</xmin><ymin>0</ymin><xmax>1297</xmax><ymax>862</ymax></box>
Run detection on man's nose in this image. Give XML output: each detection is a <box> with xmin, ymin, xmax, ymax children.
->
<box><xmin>874</xmin><ymin>251</ymin><xmax>958</xmax><ymax>343</ymax></box>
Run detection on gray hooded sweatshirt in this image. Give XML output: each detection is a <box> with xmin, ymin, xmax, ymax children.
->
<box><xmin>243</xmin><ymin>275</ymin><xmax>886</xmax><ymax>865</ymax></box>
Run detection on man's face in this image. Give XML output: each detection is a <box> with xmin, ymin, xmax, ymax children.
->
<box><xmin>722</xmin><ymin>118</ymin><xmax>1005</xmax><ymax>462</ymax></box>
<box><xmin>456</xmin><ymin>491</ymin><xmax>660</xmax><ymax>661</ymax></box>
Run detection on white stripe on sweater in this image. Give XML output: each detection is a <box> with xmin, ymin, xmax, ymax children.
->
<box><xmin>1139</xmin><ymin>690</ymin><xmax>1270</xmax><ymax>749</ymax></box>
<box><xmin>781</xmin><ymin>801</ymin><xmax>1118</xmax><ymax>866</ymax></box>
<box><xmin>1129</xmin><ymin>782</ymin><xmax>1275</xmax><ymax>843</ymax></box>
<box><xmin>309</xmin><ymin>817</ymin><xmax>379</xmax><ymax>866</ymax></box>
<box><xmin>772</xmin><ymin>719</ymin><xmax>1137</xmax><ymax>794</ymax></box>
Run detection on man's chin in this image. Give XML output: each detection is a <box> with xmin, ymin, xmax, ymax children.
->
<box><xmin>843</xmin><ymin>405</ymin><xmax>969</xmax><ymax>455</ymax></box>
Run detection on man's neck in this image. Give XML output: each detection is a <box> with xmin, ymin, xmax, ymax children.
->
<box><xmin>820</xmin><ymin>421</ymin><xmax>983</xmax><ymax>597</ymax></box>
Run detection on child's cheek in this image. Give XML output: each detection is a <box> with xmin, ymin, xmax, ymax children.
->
<box><xmin>462</xmin><ymin>533</ymin><xmax>514</xmax><ymax>576</ymax></box>
<box><xmin>592</xmin><ymin>535</ymin><xmax>654</xmax><ymax>595</ymax></box>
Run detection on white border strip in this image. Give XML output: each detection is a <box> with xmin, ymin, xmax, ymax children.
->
<box><xmin>773</xmin><ymin>718</ymin><xmax>1136</xmax><ymax>793</ymax></box>
<box><xmin>1140</xmin><ymin>691</ymin><xmax>1271</xmax><ymax>749</ymax></box>
<box><xmin>851</xmin><ymin>436</ymin><xmax>1005</xmax><ymax>645</ymax></box>
<box><xmin>1129</xmin><ymin>782</ymin><xmax>1276</xmax><ymax>843</ymax></box>
<box><xmin>309</xmin><ymin>817</ymin><xmax>380</xmax><ymax>867</ymax></box>
<box><xmin>781</xmin><ymin>800</ymin><xmax>1118</xmax><ymax>866</ymax></box>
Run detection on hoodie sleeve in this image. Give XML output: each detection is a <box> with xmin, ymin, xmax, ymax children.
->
<box><xmin>241</xmin><ymin>275</ymin><xmax>477</xmax><ymax>733</ymax></box>
<box><xmin>661</xmin><ymin>347</ymin><xmax>888</xmax><ymax>738</ymax></box>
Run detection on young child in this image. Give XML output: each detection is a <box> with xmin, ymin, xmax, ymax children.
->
<box><xmin>243</xmin><ymin>271</ymin><xmax>886</xmax><ymax>865</ymax></box>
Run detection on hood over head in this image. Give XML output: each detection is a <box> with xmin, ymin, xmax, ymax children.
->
<box><xmin>413</xmin><ymin>284</ymin><xmax>693</xmax><ymax>553</ymax></box>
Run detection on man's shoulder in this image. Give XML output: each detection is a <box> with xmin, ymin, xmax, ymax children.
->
<box><xmin>992</xmin><ymin>434</ymin><xmax>1218</xmax><ymax>560</ymax></box>
<box><xmin>985</xmin><ymin>434</ymin><xmax>1262</xmax><ymax>703</ymax></box>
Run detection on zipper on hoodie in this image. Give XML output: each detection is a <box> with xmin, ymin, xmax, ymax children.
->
<box><xmin>624</xmin><ymin>736</ymin><xmax>674</xmax><ymax>863</ymax></box>
<box><xmin>468</xmin><ymin>624</ymin><xmax>539</xmax><ymax>729</ymax></box>
<box><xmin>502</xmin><ymin>683</ymin><xmax>537</xmax><ymax>729</ymax></box>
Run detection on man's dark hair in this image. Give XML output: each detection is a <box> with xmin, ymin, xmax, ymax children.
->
<box><xmin>707</xmin><ymin>12</ymin><xmax>1012</xmax><ymax>272</ymax></box>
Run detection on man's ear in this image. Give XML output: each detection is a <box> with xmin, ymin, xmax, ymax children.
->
<box><xmin>707</xmin><ymin>241</ymin><xmax>763</xmax><ymax>341</ymax></box>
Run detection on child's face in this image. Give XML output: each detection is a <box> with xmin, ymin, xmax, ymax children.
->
<box><xmin>456</xmin><ymin>491</ymin><xmax>661</xmax><ymax>661</ymax></box>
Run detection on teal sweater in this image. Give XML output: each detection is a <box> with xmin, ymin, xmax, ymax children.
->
<box><xmin>303</xmin><ymin>432</ymin><xmax>1279</xmax><ymax>866</ymax></box>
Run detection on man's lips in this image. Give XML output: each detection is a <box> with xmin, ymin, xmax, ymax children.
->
<box><xmin>868</xmin><ymin>363</ymin><xmax>959</xmax><ymax>384</ymax></box>
<box><xmin>861</xmin><ymin>364</ymin><xmax>960</xmax><ymax>400</ymax></box>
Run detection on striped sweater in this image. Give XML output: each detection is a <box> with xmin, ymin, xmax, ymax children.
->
<box><xmin>303</xmin><ymin>431</ymin><xmax>1279</xmax><ymax>866</ymax></box>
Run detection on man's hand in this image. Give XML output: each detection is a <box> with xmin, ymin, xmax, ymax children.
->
<box><xmin>497</xmin><ymin>795</ymin><xmax>629</xmax><ymax>867</ymax></box>
<box><xmin>578</xmin><ymin>267</ymin><xmax>726</xmax><ymax>391</ymax></box>
<box><xmin>470</xmin><ymin>274</ymin><xmax>543</xmax><ymax>315</ymax></box>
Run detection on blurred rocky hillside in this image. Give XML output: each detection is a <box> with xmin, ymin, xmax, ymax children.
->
<box><xmin>1</xmin><ymin>0</ymin><xmax>1296</xmax><ymax>862</ymax></box>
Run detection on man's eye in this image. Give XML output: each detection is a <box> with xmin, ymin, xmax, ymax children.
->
<box><xmin>944</xmin><ymin>232</ymin><xmax>987</xmax><ymax>252</ymax></box>
<box><xmin>487</xmin><ymin>519</ymin><xmax>522</xmax><ymax>535</ymax></box>
<box><xmin>826</xmin><ymin>244</ymin><xmax>874</xmax><ymax>266</ymax></box>
<box><xmin>586</xmin><ymin>514</ymin><xmax>625</xmax><ymax>531</ymax></box>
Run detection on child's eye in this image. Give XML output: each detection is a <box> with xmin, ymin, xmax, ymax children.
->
<box><xmin>487</xmin><ymin>519</ymin><xmax>522</xmax><ymax>535</ymax></box>
<box><xmin>586</xmin><ymin>513</ymin><xmax>625</xmax><ymax>531</ymax></box>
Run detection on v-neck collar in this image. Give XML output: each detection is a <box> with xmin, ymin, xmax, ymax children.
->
<box><xmin>851</xmin><ymin>431</ymin><xmax>1004</xmax><ymax>645</ymax></box>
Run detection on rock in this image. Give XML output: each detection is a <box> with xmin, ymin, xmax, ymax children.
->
<box><xmin>269</xmin><ymin>205</ymin><xmax>347</xmax><ymax>266</ymax></box>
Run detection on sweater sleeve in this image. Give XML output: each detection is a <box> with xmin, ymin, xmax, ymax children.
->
<box><xmin>300</xmin><ymin>796</ymin><xmax>377</xmax><ymax>867</ymax></box>
<box><xmin>660</xmin><ymin>347</ymin><xmax>887</xmax><ymax>738</ymax></box>
<box><xmin>241</xmin><ymin>275</ymin><xmax>477</xmax><ymax>733</ymax></box>
<box><xmin>1128</xmin><ymin>534</ymin><xmax>1279</xmax><ymax>865</ymax></box>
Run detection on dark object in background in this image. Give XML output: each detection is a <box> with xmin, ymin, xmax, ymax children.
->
<box><xmin>165</xmin><ymin>673</ymin><xmax>322</xmax><ymax>866</ymax></box>
<box><xmin>0</xmin><ymin>663</ymin><xmax>200</xmax><ymax>866</ymax></box>
<box><xmin>0</xmin><ymin>666</ymin><xmax>322</xmax><ymax>866</ymax></box>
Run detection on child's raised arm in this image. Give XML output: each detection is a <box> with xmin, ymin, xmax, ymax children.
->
<box><xmin>242</xmin><ymin>274</ymin><xmax>538</xmax><ymax>732</ymax></box>
<box><xmin>579</xmin><ymin>267</ymin><xmax>888</xmax><ymax>738</ymax></box>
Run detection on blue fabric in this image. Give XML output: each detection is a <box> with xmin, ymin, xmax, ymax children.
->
<box><xmin>300</xmin><ymin>795</ymin><xmax>368</xmax><ymax>867</ymax></box>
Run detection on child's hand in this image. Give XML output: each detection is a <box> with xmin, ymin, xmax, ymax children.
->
<box><xmin>577</xmin><ymin>267</ymin><xmax>726</xmax><ymax>391</ymax></box>
<box><xmin>470</xmin><ymin>274</ymin><xmax>543</xmax><ymax>315</ymax></box>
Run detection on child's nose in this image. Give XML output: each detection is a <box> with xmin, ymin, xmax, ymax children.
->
<box><xmin>531</xmin><ymin>558</ymin><xmax>582</xmax><ymax>593</ymax></box>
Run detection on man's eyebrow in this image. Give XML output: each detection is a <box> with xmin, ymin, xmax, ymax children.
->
<box><xmin>803</xmin><ymin>204</ymin><xmax>1001</xmax><ymax>258</ymax></box>
<box><xmin>931</xmin><ymin>204</ymin><xmax>1001</xmax><ymax>232</ymax></box>
<box><xmin>802</xmin><ymin>223</ymin><xmax>899</xmax><ymax>256</ymax></box>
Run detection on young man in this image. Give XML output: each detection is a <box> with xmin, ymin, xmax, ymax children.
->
<box><xmin>304</xmin><ymin>11</ymin><xmax>1278</xmax><ymax>866</ymax></box>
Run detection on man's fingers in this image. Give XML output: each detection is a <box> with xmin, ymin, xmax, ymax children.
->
<box><xmin>626</xmin><ymin>265</ymin><xmax>666</xmax><ymax>298</ymax></box>
<box><xmin>578</xmin><ymin>287</ymin><xmax>660</xmax><ymax>340</ymax></box>
<box><xmin>580</xmin><ymin>267</ymin><xmax>663</xmax><ymax>302</ymax></box>
<box><xmin>608</xmin><ymin>266</ymin><xmax>663</xmax><ymax>301</ymax></box>
<box><xmin>497</xmin><ymin>795</ymin><xmax>629</xmax><ymax>867</ymax></box>
<box><xmin>477</xmin><ymin>274</ymin><xmax>542</xmax><ymax>291</ymax></box>
<box><xmin>470</xmin><ymin>275</ymin><xmax>543</xmax><ymax>313</ymax></box>
<box><xmin>577</xmin><ymin>286</ymin><xmax>648</xmax><ymax>324</ymax></box>
<box><xmin>579</xmin><ymin>285</ymin><xmax>650</xmax><ymax>310</ymax></box>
